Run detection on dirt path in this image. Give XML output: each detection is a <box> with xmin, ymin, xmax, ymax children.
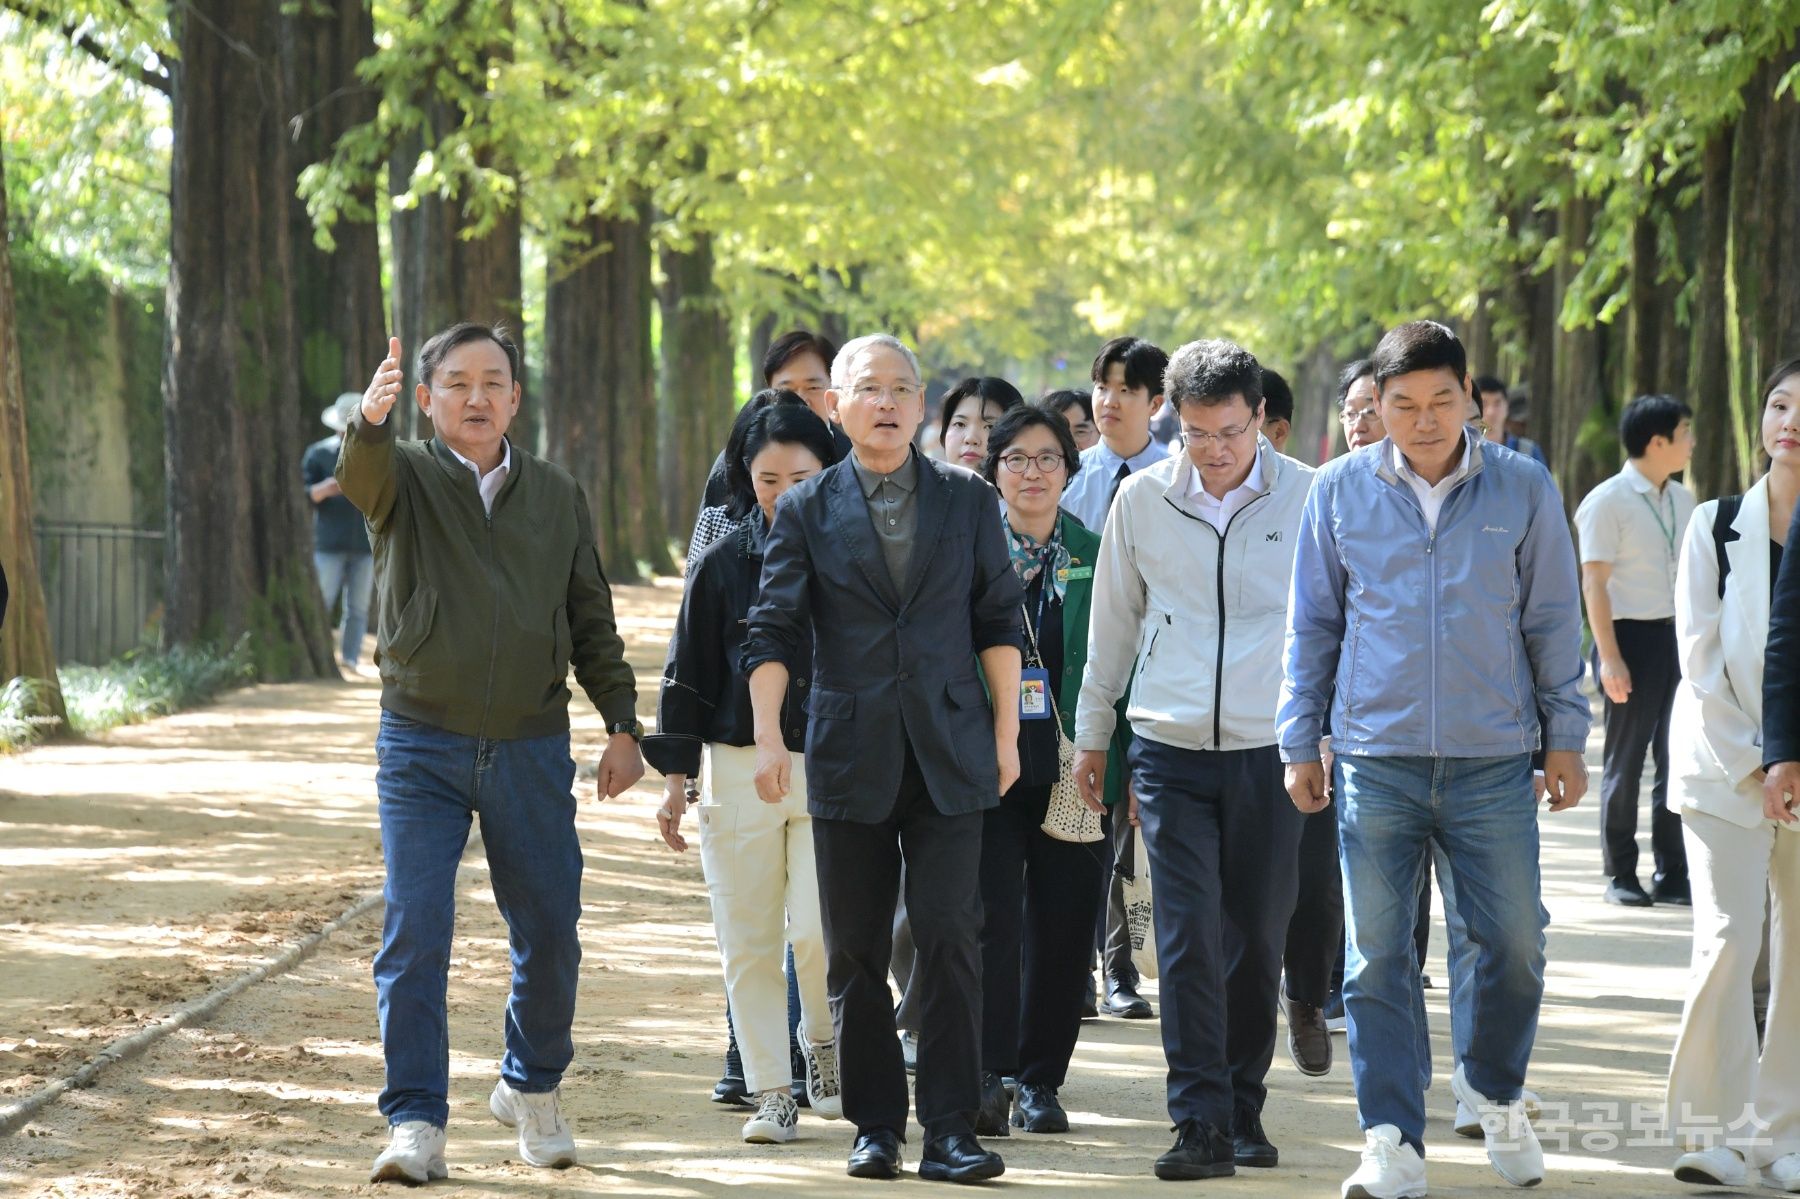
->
<box><xmin>1</xmin><ymin>577</ymin><xmax>1707</xmax><ymax>1196</ymax></box>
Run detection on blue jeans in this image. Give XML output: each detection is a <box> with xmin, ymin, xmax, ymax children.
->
<box><xmin>314</xmin><ymin>551</ymin><xmax>373</xmax><ymax>665</ymax></box>
<box><xmin>372</xmin><ymin>712</ymin><xmax>583</xmax><ymax>1128</ymax></box>
<box><xmin>1337</xmin><ymin>754</ymin><xmax>1545</xmax><ymax>1151</ymax></box>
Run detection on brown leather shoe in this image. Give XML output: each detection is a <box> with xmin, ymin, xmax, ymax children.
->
<box><xmin>1283</xmin><ymin>991</ymin><xmax>1332</xmax><ymax>1077</ymax></box>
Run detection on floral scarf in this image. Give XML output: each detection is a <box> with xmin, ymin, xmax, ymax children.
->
<box><xmin>1007</xmin><ymin>520</ymin><xmax>1070</xmax><ymax>604</ymax></box>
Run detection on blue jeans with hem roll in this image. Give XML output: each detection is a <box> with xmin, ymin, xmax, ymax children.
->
<box><xmin>313</xmin><ymin>550</ymin><xmax>373</xmax><ymax>665</ymax></box>
<box><xmin>1337</xmin><ymin>753</ymin><xmax>1545</xmax><ymax>1153</ymax></box>
<box><xmin>372</xmin><ymin>711</ymin><xmax>583</xmax><ymax>1129</ymax></box>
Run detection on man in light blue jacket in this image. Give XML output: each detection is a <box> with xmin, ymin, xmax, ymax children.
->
<box><xmin>1278</xmin><ymin>321</ymin><xmax>1589</xmax><ymax>1199</ymax></box>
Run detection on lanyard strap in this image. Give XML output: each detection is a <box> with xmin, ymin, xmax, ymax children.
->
<box><xmin>1638</xmin><ymin>489</ymin><xmax>1677</xmax><ymax>558</ymax></box>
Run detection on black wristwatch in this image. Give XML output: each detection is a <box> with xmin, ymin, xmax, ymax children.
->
<box><xmin>607</xmin><ymin>719</ymin><xmax>644</xmax><ymax>740</ymax></box>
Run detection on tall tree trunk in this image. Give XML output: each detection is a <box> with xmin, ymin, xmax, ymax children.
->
<box><xmin>747</xmin><ymin>312</ymin><xmax>777</xmax><ymax>393</ymax></box>
<box><xmin>1548</xmin><ymin>196</ymin><xmax>1611</xmax><ymax>508</ymax></box>
<box><xmin>0</xmin><ymin>140</ymin><xmax>68</xmax><ymax>726</ymax></box>
<box><xmin>281</xmin><ymin>0</ymin><xmax>385</xmax><ymax>451</ymax></box>
<box><xmin>163</xmin><ymin>0</ymin><xmax>333</xmax><ymax>678</ymax></box>
<box><xmin>1688</xmin><ymin>127</ymin><xmax>1736</xmax><ymax>499</ymax></box>
<box><xmin>659</xmin><ymin>231</ymin><xmax>734</xmax><ymax>544</ymax></box>
<box><xmin>1725</xmin><ymin>42</ymin><xmax>1800</xmax><ymax>495</ymax></box>
<box><xmin>386</xmin><ymin>14</ymin><xmax>525</xmax><ymax>444</ymax></box>
<box><xmin>545</xmin><ymin>213</ymin><xmax>670</xmax><ymax>580</ymax></box>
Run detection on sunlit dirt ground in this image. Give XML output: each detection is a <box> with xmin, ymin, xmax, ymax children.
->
<box><xmin>1</xmin><ymin>578</ymin><xmax>1703</xmax><ymax>1196</ymax></box>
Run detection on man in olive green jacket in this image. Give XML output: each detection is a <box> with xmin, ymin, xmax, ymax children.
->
<box><xmin>340</xmin><ymin>324</ymin><xmax>644</xmax><ymax>1184</ymax></box>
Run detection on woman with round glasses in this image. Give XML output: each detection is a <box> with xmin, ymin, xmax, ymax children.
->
<box><xmin>973</xmin><ymin>404</ymin><xmax>1126</xmax><ymax>1138</ymax></box>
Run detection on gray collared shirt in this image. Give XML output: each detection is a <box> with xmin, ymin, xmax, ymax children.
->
<box><xmin>851</xmin><ymin>449</ymin><xmax>919</xmax><ymax>589</ymax></box>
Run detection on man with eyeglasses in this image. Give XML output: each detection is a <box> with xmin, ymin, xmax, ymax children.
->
<box><xmin>1073</xmin><ymin>339</ymin><xmax>1315</xmax><ymax>1180</ymax></box>
<box><xmin>1338</xmin><ymin>359</ymin><xmax>1385</xmax><ymax>452</ymax></box>
<box><xmin>744</xmin><ymin>333</ymin><xmax>1024</xmax><ymax>1183</ymax></box>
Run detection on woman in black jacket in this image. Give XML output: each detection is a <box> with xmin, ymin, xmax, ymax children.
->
<box><xmin>644</xmin><ymin>403</ymin><xmax>841</xmax><ymax>1146</ymax></box>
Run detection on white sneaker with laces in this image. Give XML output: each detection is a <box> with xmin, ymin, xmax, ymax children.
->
<box><xmin>1456</xmin><ymin>1084</ymin><xmax>1542</xmax><ymax>1137</ymax></box>
<box><xmin>743</xmin><ymin>1088</ymin><xmax>800</xmax><ymax>1144</ymax></box>
<box><xmin>370</xmin><ymin>1120</ymin><xmax>448</xmax><ymax>1184</ymax></box>
<box><xmin>1342</xmin><ymin>1124</ymin><xmax>1427</xmax><ymax>1199</ymax></box>
<box><xmin>1766</xmin><ymin>1151</ymin><xmax>1800</xmax><ymax>1192</ymax></box>
<box><xmin>1450</xmin><ymin>1065</ymin><xmax>1543</xmax><ymax>1187</ymax></box>
<box><xmin>489</xmin><ymin>1079</ymin><xmax>578</xmax><ymax>1168</ymax></box>
<box><xmin>801</xmin><ymin>1037</ymin><xmax>843</xmax><ymax>1120</ymax></box>
<box><xmin>1672</xmin><ymin>1145</ymin><xmax>1748</xmax><ymax>1186</ymax></box>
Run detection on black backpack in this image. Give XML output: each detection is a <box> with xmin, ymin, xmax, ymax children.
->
<box><xmin>1713</xmin><ymin>495</ymin><xmax>1743</xmax><ymax>598</ymax></box>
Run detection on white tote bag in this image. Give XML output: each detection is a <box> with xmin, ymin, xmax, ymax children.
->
<box><xmin>1122</xmin><ymin>824</ymin><xmax>1158</xmax><ymax>979</ymax></box>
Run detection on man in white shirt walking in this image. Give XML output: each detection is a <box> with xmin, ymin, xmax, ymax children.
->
<box><xmin>1073</xmin><ymin>339</ymin><xmax>1314</xmax><ymax>1180</ymax></box>
<box><xmin>1061</xmin><ymin>335</ymin><xmax>1170</xmax><ymax>1021</ymax></box>
<box><xmin>1574</xmin><ymin>394</ymin><xmax>1698</xmax><ymax>907</ymax></box>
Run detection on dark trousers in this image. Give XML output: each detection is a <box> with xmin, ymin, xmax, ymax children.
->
<box><xmin>1093</xmin><ymin>809</ymin><xmax>1138</xmax><ymax>984</ymax></box>
<box><xmin>1284</xmin><ymin>805</ymin><xmax>1343</xmax><ymax>1005</ymax></box>
<box><xmin>1599</xmin><ymin>618</ymin><xmax>1687</xmax><ymax>884</ymax></box>
<box><xmin>980</xmin><ymin>785</ymin><xmax>1109</xmax><ymax>1087</ymax></box>
<box><xmin>1130</xmin><ymin>737</ymin><xmax>1303</xmax><ymax>1126</ymax></box>
<box><xmin>812</xmin><ymin>745</ymin><xmax>984</xmax><ymax>1140</ymax></box>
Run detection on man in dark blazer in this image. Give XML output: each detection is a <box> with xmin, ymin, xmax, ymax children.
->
<box><xmin>743</xmin><ymin>333</ymin><xmax>1023</xmax><ymax>1184</ymax></box>
<box><xmin>1765</xmin><ymin>491</ymin><xmax>1800</xmax><ymax>821</ymax></box>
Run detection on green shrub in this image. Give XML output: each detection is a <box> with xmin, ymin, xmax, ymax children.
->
<box><xmin>0</xmin><ymin>637</ymin><xmax>255</xmax><ymax>752</ymax></box>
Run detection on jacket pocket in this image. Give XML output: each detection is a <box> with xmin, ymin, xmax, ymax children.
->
<box><xmin>386</xmin><ymin>587</ymin><xmax>438</xmax><ymax>667</ymax></box>
<box><xmin>945</xmin><ymin>678</ymin><xmax>987</xmax><ymax>710</ymax></box>
<box><xmin>806</xmin><ymin>686</ymin><xmax>855</xmax><ymax>720</ymax></box>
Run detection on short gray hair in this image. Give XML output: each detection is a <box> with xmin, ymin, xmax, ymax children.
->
<box><xmin>831</xmin><ymin>333</ymin><xmax>921</xmax><ymax>388</ymax></box>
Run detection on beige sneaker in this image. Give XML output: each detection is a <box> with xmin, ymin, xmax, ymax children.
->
<box><xmin>370</xmin><ymin>1120</ymin><xmax>448</xmax><ymax>1184</ymax></box>
<box><xmin>489</xmin><ymin>1079</ymin><xmax>577</xmax><ymax>1168</ymax></box>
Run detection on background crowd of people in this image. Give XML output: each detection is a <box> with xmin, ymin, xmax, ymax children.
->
<box><xmin>334</xmin><ymin>317</ymin><xmax>1800</xmax><ymax>1197</ymax></box>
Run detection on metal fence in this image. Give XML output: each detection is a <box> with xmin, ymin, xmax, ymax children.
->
<box><xmin>31</xmin><ymin>522</ymin><xmax>165</xmax><ymax>666</ymax></box>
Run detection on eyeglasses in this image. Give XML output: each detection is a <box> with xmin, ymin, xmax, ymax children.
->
<box><xmin>1339</xmin><ymin>407</ymin><xmax>1379</xmax><ymax>426</ymax></box>
<box><xmin>1180</xmin><ymin>424</ymin><xmax>1254</xmax><ymax>447</ymax></box>
<box><xmin>846</xmin><ymin>382</ymin><xmax>922</xmax><ymax>403</ymax></box>
<box><xmin>997</xmin><ymin>450</ymin><xmax>1067</xmax><ymax>474</ymax></box>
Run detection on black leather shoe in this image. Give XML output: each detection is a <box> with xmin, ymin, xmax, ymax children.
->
<box><xmin>1283</xmin><ymin>992</ymin><xmax>1331</xmax><ymax>1077</ymax></box>
<box><xmin>1101</xmin><ymin>974</ymin><xmax>1154</xmax><ymax>1019</ymax></box>
<box><xmin>1081</xmin><ymin>975</ymin><xmax>1100</xmax><ymax>1019</ymax></box>
<box><xmin>711</xmin><ymin>1038</ymin><xmax>750</xmax><ymax>1107</ymax></box>
<box><xmin>1653</xmin><ymin>875</ymin><xmax>1692</xmax><ymax>906</ymax></box>
<box><xmin>975</xmin><ymin>1071</ymin><xmax>1011</xmax><ymax>1137</ymax></box>
<box><xmin>1011</xmin><ymin>1083</ymin><xmax>1069</xmax><ymax>1133</ymax></box>
<box><xmin>918</xmin><ymin>1133</ymin><xmax>1005</xmax><ymax>1183</ymax></box>
<box><xmin>1154</xmin><ymin>1119</ymin><xmax>1235</xmax><ymax>1180</ymax></box>
<box><xmin>1231</xmin><ymin>1105</ymin><xmax>1279</xmax><ymax>1168</ymax></box>
<box><xmin>847</xmin><ymin>1128</ymin><xmax>904</xmax><ymax>1179</ymax></box>
<box><xmin>1605</xmin><ymin>876</ymin><xmax>1654</xmax><ymax>907</ymax></box>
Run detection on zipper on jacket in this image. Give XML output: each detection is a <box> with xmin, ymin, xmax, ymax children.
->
<box><xmin>1427</xmin><ymin>527</ymin><xmax>1437</xmax><ymax>755</ymax></box>
<box><xmin>1163</xmin><ymin>487</ymin><xmax>1270</xmax><ymax>750</ymax></box>
<box><xmin>476</xmin><ymin>507</ymin><xmax>501</xmax><ymax>742</ymax></box>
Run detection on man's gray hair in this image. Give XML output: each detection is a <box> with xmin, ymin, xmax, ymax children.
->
<box><xmin>831</xmin><ymin>333</ymin><xmax>921</xmax><ymax>388</ymax></box>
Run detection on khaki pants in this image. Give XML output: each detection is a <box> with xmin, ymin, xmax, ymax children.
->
<box><xmin>698</xmin><ymin>744</ymin><xmax>830</xmax><ymax>1093</ymax></box>
<box><xmin>1667</xmin><ymin>807</ymin><xmax>1800</xmax><ymax>1165</ymax></box>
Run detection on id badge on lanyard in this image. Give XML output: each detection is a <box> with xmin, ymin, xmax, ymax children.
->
<box><xmin>1018</xmin><ymin>589</ymin><xmax>1054</xmax><ymax>721</ymax></box>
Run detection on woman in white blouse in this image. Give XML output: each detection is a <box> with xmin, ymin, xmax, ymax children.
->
<box><xmin>1666</xmin><ymin>358</ymin><xmax>1800</xmax><ymax>1189</ymax></box>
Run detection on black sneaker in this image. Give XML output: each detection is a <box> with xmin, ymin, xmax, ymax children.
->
<box><xmin>1652</xmin><ymin>875</ymin><xmax>1692</xmax><ymax>906</ymax></box>
<box><xmin>1231</xmin><ymin>1104</ymin><xmax>1278</xmax><ymax>1168</ymax></box>
<box><xmin>975</xmin><ymin>1071</ymin><xmax>1011</xmax><ymax>1138</ymax></box>
<box><xmin>1154</xmin><ymin>1119</ymin><xmax>1235</xmax><ymax>1180</ymax></box>
<box><xmin>1605</xmin><ymin>876</ymin><xmax>1654</xmax><ymax>907</ymax></box>
<box><xmin>712</xmin><ymin>1038</ymin><xmax>751</xmax><ymax>1107</ymax></box>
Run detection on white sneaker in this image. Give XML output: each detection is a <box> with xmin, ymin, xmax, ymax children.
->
<box><xmin>801</xmin><ymin>1037</ymin><xmax>844</xmax><ymax>1120</ymax></box>
<box><xmin>1342</xmin><ymin>1124</ymin><xmax>1427</xmax><ymax>1199</ymax></box>
<box><xmin>489</xmin><ymin>1079</ymin><xmax>577</xmax><ymax>1168</ymax></box>
<box><xmin>1451</xmin><ymin>1065</ymin><xmax>1543</xmax><ymax>1187</ymax></box>
<box><xmin>1766</xmin><ymin>1151</ymin><xmax>1800</xmax><ymax>1192</ymax></box>
<box><xmin>370</xmin><ymin>1120</ymin><xmax>448</xmax><ymax>1184</ymax></box>
<box><xmin>1672</xmin><ymin>1145</ymin><xmax>1748</xmax><ymax>1187</ymax></box>
<box><xmin>743</xmin><ymin>1088</ymin><xmax>799</xmax><ymax>1144</ymax></box>
<box><xmin>1456</xmin><ymin>1084</ymin><xmax>1542</xmax><ymax>1138</ymax></box>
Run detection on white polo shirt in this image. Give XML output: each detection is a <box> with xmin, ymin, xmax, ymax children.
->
<box><xmin>1392</xmin><ymin>432</ymin><xmax>1474</xmax><ymax>533</ymax></box>
<box><xmin>1186</xmin><ymin>452</ymin><xmax>1265</xmax><ymax>535</ymax></box>
<box><xmin>1573</xmin><ymin>459</ymin><xmax>1695</xmax><ymax>620</ymax></box>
